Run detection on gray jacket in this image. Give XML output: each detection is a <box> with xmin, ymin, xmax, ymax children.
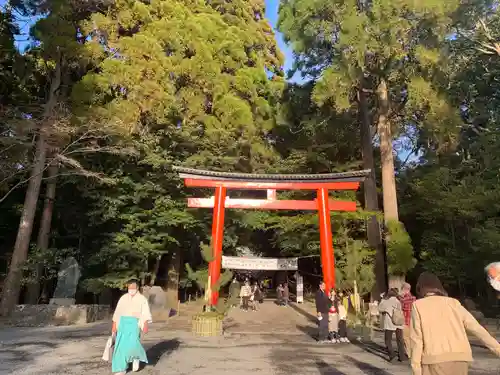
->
<box><xmin>378</xmin><ymin>296</ymin><xmax>404</xmax><ymax>331</ymax></box>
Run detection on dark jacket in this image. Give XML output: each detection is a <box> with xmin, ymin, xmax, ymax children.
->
<box><xmin>315</xmin><ymin>289</ymin><xmax>330</xmax><ymax>314</ymax></box>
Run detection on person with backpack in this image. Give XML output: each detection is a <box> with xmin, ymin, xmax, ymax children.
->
<box><xmin>379</xmin><ymin>288</ymin><xmax>406</xmax><ymax>362</ymax></box>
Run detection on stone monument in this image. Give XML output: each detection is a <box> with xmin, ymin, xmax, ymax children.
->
<box><xmin>143</xmin><ymin>286</ymin><xmax>167</xmax><ymax>309</ymax></box>
<box><xmin>50</xmin><ymin>257</ymin><xmax>81</xmax><ymax>305</ymax></box>
<box><xmin>9</xmin><ymin>257</ymin><xmax>110</xmax><ymax>326</ymax></box>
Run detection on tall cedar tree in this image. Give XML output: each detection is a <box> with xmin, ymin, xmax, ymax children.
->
<box><xmin>277</xmin><ymin>0</ymin><xmax>462</xmax><ymax>284</ymax></box>
<box><xmin>0</xmin><ymin>0</ymin><xmax>114</xmax><ymax>314</ymax></box>
<box><xmin>73</xmin><ymin>0</ymin><xmax>285</xmax><ymax>172</ymax></box>
<box><xmin>399</xmin><ymin>6</ymin><xmax>500</xmax><ymax>297</ymax></box>
<box><xmin>67</xmin><ymin>0</ymin><xmax>284</xmax><ymax>299</ymax></box>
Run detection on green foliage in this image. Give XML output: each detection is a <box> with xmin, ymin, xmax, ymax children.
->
<box><xmin>185</xmin><ymin>242</ymin><xmax>233</xmax><ymax>310</ymax></box>
<box><xmin>73</xmin><ymin>0</ymin><xmax>284</xmax><ymax>172</ymax></box>
<box><xmin>335</xmin><ymin>236</ymin><xmax>375</xmax><ymax>295</ymax></box>
<box><xmin>277</xmin><ymin>0</ymin><xmax>463</xmax><ymax>153</ymax></box>
<box><xmin>21</xmin><ymin>245</ymin><xmax>77</xmax><ymax>284</ymax></box>
<box><xmin>385</xmin><ymin>220</ymin><xmax>416</xmax><ymax>276</ymax></box>
<box><xmin>400</xmin><ymin>131</ymin><xmax>500</xmax><ymax>296</ymax></box>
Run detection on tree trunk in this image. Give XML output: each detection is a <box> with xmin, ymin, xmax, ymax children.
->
<box><xmin>25</xmin><ymin>163</ymin><xmax>58</xmax><ymax>304</ymax></box>
<box><xmin>165</xmin><ymin>249</ymin><xmax>181</xmax><ymax>309</ymax></box>
<box><xmin>359</xmin><ymin>87</ymin><xmax>386</xmax><ymax>298</ymax></box>
<box><xmin>377</xmin><ymin>78</ymin><xmax>402</xmax><ymax>290</ymax></box>
<box><xmin>149</xmin><ymin>256</ymin><xmax>161</xmax><ymax>286</ymax></box>
<box><xmin>377</xmin><ymin>78</ymin><xmax>399</xmax><ymax>221</ymax></box>
<box><xmin>0</xmin><ymin>58</ymin><xmax>61</xmax><ymax>316</ymax></box>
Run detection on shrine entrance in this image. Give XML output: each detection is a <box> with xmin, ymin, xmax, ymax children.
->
<box><xmin>173</xmin><ymin>167</ymin><xmax>369</xmax><ymax>307</ymax></box>
<box><xmin>221</xmin><ymin>255</ymin><xmax>303</xmax><ymax>302</ymax></box>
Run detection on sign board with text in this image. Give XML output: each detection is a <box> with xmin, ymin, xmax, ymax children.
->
<box><xmin>221</xmin><ymin>256</ymin><xmax>298</xmax><ymax>271</ymax></box>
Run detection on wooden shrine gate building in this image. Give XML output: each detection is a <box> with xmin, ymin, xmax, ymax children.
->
<box><xmin>173</xmin><ymin>167</ymin><xmax>370</xmax><ymax>306</ymax></box>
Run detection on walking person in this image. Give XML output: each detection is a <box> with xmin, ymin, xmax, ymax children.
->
<box><xmin>258</xmin><ymin>280</ymin><xmax>265</xmax><ymax>303</ymax></box>
<box><xmin>315</xmin><ymin>281</ymin><xmax>330</xmax><ymax>343</ymax></box>
<box><xmin>410</xmin><ymin>272</ymin><xmax>500</xmax><ymax>375</ymax></box>
<box><xmin>379</xmin><ymin>288</ymin><xmax>406</xmax><ymax>362</ymax></box>
<box><xmin>250</xmin><ymin>281</ymin><xmax>261</xmax><ymax>311</ymax></box>
<box><xmin>337</xmin><ymin>299</ymin><xmax>349</xmax><ymax>343</ymax></box>
<box><xmin>239</xmin><ymin>279</ymin><xmax>252</xmax><ymax>311</ymax></box>
<box><xmin>283</xmin><ymin>282</ymin><xmax>290</xmax><ymax>306</ymax></box>
<box><xmin>399</xmin><ymin>282</ymin><xmax>416</xmax><ymax>353</ymax></box>
<box><xmin>276</xmin><ymin>283</ymin><xmax>285</xmax><ymax>306</ymax></box>
<box><xmin>328</xmin><ymin>289</ymin><xmax>339</xmax><ymax>343</ymax></box>
<box><xmin>111</xmin><ymin>280</ymin><xmax>152</xmax><ymax>375</ymax></box>
<box><xmin>229</xmin><ymin>278</ymin><xmax>241</xmax><ymax>308</ymax></box>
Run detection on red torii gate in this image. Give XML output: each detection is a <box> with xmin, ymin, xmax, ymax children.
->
<box><xmin>173</xmin><ymin>167</ymin><xmax>369</xmax><ymax>306</ymax></box>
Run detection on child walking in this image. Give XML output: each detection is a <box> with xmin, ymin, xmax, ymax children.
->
<box><xmin>338</xmin><ymin>302</ymin><xmax>350</xmax><ymax>343</ymax></box>
<box><xmin>328</xmin><ymin>289</ymin><xmax>340</xmax><ymax>343</ymax></box>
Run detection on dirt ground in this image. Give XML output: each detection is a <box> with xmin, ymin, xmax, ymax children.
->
<box><xmin>1</xmin><ymin>300</ymin><xmax>498</xmax><ymax>375</ymax></box>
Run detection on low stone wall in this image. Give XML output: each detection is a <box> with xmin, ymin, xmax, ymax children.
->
<box><xmin>7</xmin><ymin>304</ymin><xmax>111</xmax><ymax>327</ymax></box>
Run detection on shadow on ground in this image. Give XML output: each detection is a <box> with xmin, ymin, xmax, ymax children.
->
<box><xmin>0</xmin><ymin>340</ymin><xmax>63</xmax><ymax>374</ymax></box>
<box><xmin>222</xmin><ymin>317</ymin><xmax>241</xmax><ymax>332</ymax></box>
<box><xmin>351</xmin><ymin>339</ymin><xmax>389</xmax><ymax>361</ymax></box>
<box><xmin>269</xmin><ymin>344</ymin><xmax>401</xmax><ymax>375</ymax></box>
<box><xmin>0</xmin><ymin>340</ymin><xmax>58</xmax><ymax>361</ymax></box>
<box><xmin>345</xmin><ymin>355</ymin><xmax>395</xmax><ymax>375</ymax></box>
<box><xmin>288</xmin><ymin>303</ymin><xmax>318</xmax><ymax>324</ymax></box>
<box><xmin>146</xmin><ymin>338</ymin><xmax>181</xmax><ymax>366</ymax></box>
<box><xmin>296</xmin><ymin>324</ymin><xmax>319</xmax><ymax>341</ymax></box>
<box><xmin>316</xmin><ymin>359</ymin><xmax>348</xmax><ymax>375</ymax></box>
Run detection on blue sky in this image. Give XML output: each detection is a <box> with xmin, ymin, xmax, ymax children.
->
<box><xmin>264</xmin><ymin>0</ymin><xmax>294</xmax><ymax>75</ymax></box>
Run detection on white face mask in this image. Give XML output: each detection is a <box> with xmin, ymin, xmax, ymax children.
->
<box><xmin>128</xmin><ymin>289</ymin><xmax>137</xmax><ymax>296</ymax></box>
<box><xmin>489</xmin><ymin>278</ymin><xmax>500</xmax><ymax>292</ymax></box>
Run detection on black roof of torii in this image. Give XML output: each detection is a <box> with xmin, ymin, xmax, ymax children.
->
<box><xmin>172</xmin><ymin>166</ymin><xmax>371</xmax><ymax>183</ymax></box>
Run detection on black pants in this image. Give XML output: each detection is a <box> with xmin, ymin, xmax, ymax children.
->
<box><xmin>242</xmin><ymin>296</ymin><xmax>250</xmax><ymax>310</ymax></box>
<box><xmin>318</xmin><ymin>313</ymin><xmax>329</xmax><ymax>341</ymax></box>
<box><xmin>384</xmin><ymin>328</ymin><xmax>406</xmax><ymax>360</ymax></box>
<box><xmin>338</xmin><ymin>320</ymin><xmax>347</xmax><ymax>338</ymax></box>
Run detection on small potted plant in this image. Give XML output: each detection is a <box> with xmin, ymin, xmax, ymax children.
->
<box><xmin>185</xmin><ymin>243</ymin><xmax>233</xmax><ymax>337</ymax></box>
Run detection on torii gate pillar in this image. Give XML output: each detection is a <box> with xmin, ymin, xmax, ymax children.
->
<box><xmin>317</xmin><ymin>188</ymin><xmax>335</xmax><ymax>292</ymax></box>
<box><xmin>209</xmin><ymin>186</ymin><xmax>226</xmax><ymax>306</ymax></box>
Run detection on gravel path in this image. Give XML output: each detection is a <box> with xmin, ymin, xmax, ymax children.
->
<box><xmin>0</xmin><ymin>322</ymin><xmax>182</xmax><ymax>375</ymax></box>
<box><xmin>0</xmin><ymin>302</ymin><xmax>499</xmax><ymax>375</ymax></box>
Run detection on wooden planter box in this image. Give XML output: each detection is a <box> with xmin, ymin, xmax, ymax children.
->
<box><xmin>192</xmin><ymin>313</ymin><xmax>223</xmax><ymax>337</ymax></box>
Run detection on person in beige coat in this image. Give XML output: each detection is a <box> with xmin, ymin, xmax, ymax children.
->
<box><xmin>410</xmin><ymin>272</ymin><xmax>500</xmax><ymax>375</ymax></box>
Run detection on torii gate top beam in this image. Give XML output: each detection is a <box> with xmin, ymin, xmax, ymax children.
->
<box><xmin>173</xmin><ymin>166</ymin><xmax>370</xmax><ymax>190</ymax></box>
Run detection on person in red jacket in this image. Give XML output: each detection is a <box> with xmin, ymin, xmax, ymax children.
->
<box><xmin>399</xmin><ymin>282</ymin><xmax>416</xmax><ymax>352</ymax></box>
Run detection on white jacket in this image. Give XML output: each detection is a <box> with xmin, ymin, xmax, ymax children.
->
<box><xmin>239</xmin><ymin>285</ymin><xmax>252</xmax><ymax>297</ymax></box>
<box><xmin>338</xmin><ymin>304</ymin><xmax>347</xmax><ymax>320</ymax></box>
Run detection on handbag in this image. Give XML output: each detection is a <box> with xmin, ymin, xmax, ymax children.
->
<box><xmin>391</xmin><ymin>307</ymin><xmax>405</xmax><ymax>326</ymax></box>
<box><xmin>102</xmin><ymin>334</ymin><xmax>115</xmax><ymax>362</ymax></box>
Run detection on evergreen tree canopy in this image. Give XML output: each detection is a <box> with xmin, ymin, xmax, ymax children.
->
<box><xmin>73</xmin><ymin>0</ymin><xmax>285</xmax><ymax>172</ymax></box>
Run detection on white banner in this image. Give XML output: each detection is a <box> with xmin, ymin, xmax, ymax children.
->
<box><xmin>221</xmin><ymin>256</ymin><xmax>298</xmax><ymax>271</ymax></box>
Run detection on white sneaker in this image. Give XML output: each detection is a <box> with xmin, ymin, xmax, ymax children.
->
<box><xmin>330</xmin><ymin>339</ymin><xmax>338</xmax><ymax>343</ymax></box>
<box><xmin>132</xmin><ymin>359</ymin><xmax>140</xmax><ymax>372</ymax></box>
